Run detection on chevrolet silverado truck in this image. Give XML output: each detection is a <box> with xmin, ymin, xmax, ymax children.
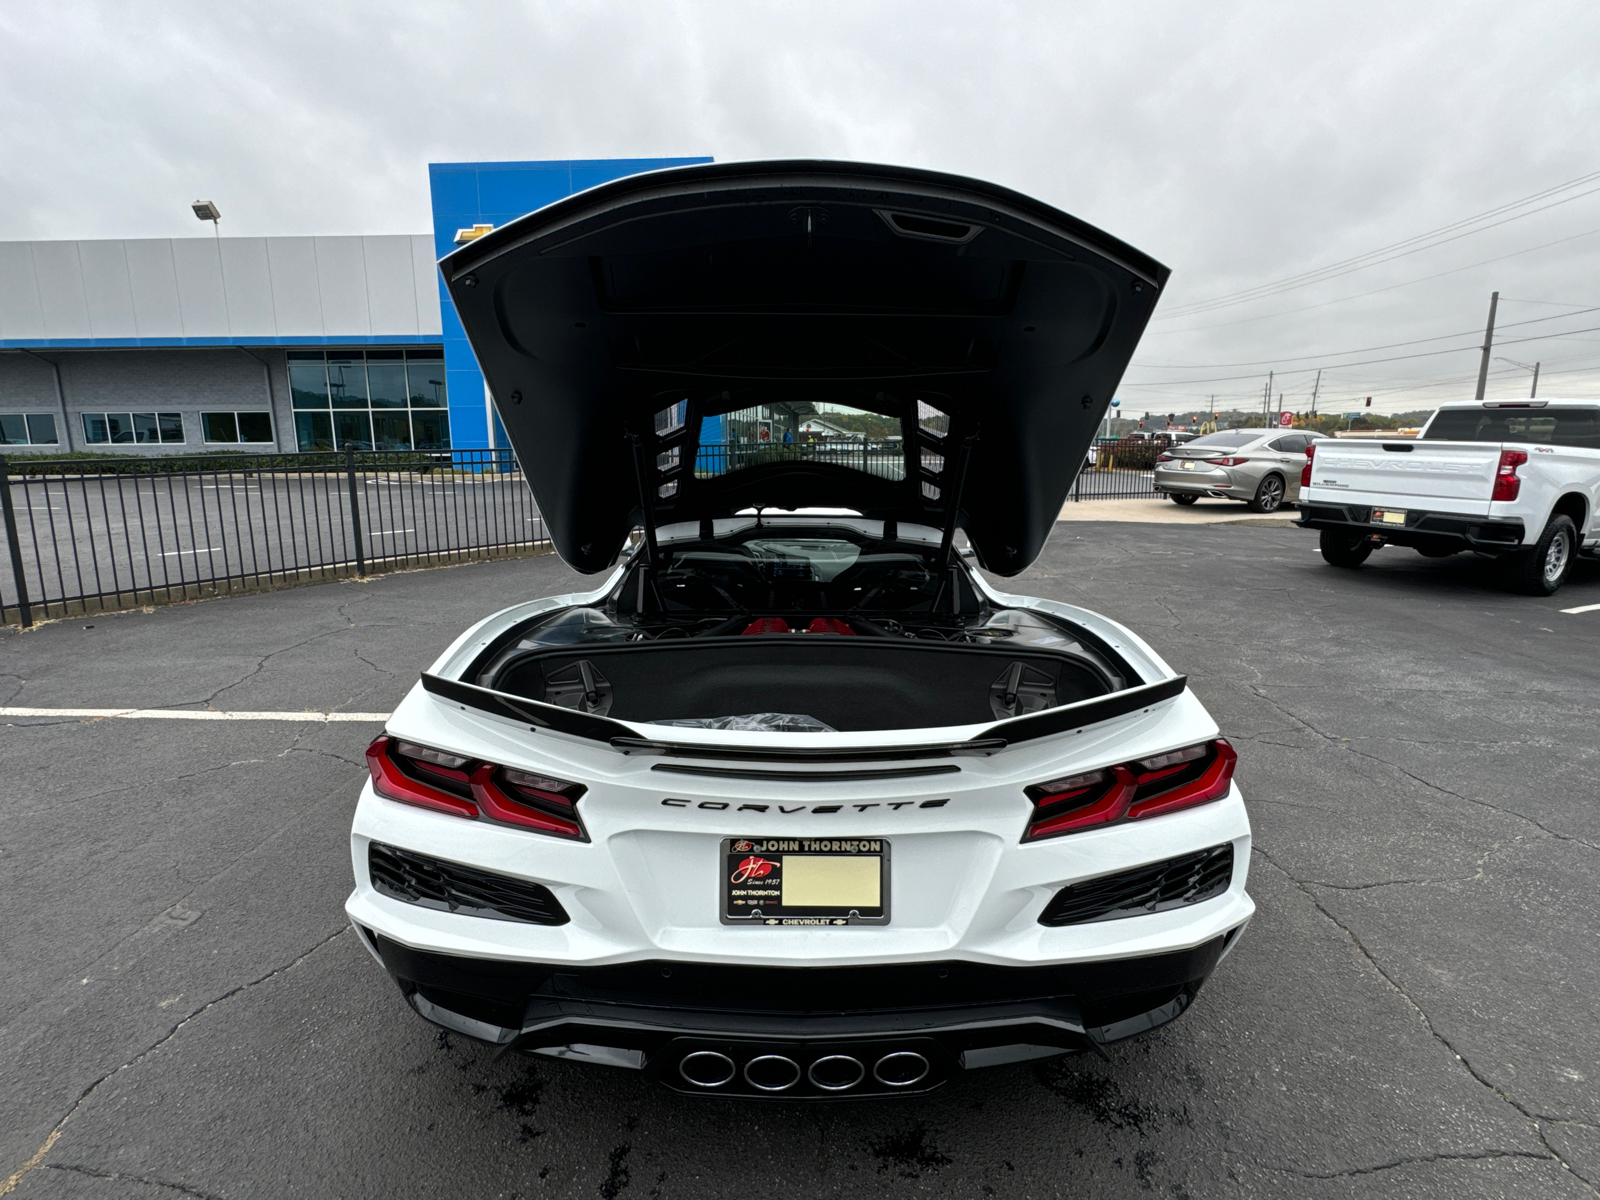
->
<box><xmin>1297</xmin><ymin>399</ymin><xmax>1600</xmax><ymax>595</ymax></box>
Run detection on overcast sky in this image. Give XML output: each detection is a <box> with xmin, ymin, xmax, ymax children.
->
<box><xmin>4</xmin><ymin>0</ymin><xmax>1599</xmax><ymax>415</ymax></box>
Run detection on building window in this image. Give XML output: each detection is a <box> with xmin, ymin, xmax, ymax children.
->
<box><xmin>202</xmin><ymin>412</ymin><xmax>275</xmax><ymax>444</ymax></box>
<box><xmin>82</xmin><ymin>412</ymin><xmax>184</xmax><ymax>445</ymax></box>
<box><xmin>0</xmin><ymin>413</ymin><xmax>59</xmax><ymax>446</ymax></box>
<box><xmin>287</xmin><ymin>348</ymin><xmax>450</xmax><ymax>450</ymax></box>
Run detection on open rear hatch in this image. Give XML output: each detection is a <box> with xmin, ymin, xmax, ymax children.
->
<box><xmin>441</xmin><ymin>160</ymin><xmax>1169</xmax><ymax>576</ymax></box>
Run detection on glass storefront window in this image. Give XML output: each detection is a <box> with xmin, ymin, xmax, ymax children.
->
<box><xmin>411</xmin><ymin>411</ymin><xmax>450</xmax><ymax>449</ymax></box>
<box><xmin>237</xmin><ymin>412</ymin><xmax>274</xmax><ymax>443</ymax></box>
<box><xmin>367</xmin><ymin>351</ymin><xmax>408</xmax><ymax>408</ymax></box>
<box><xmin>327</xmin><ymin>356</ymin><xmax>369</xmax><ymax>409</ymax></box>
<box><xmin>334</xmin><ymin>411</ymin><xmax>372</xmax><ymax>450</ymax></box>
<box><xmin>289</xmin><ymin>354</ymin><xmax>330</xmax><ymax>409</ymax></box>
<box><xmin>1</xmin><ymin>413</ymin><xmax>59</xmax><ymax>445</ymax></box>
<box><xmin>82</xmin><ymin>412</ymin><xmax>184</xmax><ymax>445</ymax></box>
<box><xmin>287</xmin><ymin>348</ymin><xmax>449</xmax><ymax>450</ymax></box>
<box><xmin>203</xmin><ymin>412</ymin><xmax>275</xmax><ymax>444</ymax></box>
<box><xmin>371</xmin><ymin>412</ymin><xmax>412</xmax><ymax>450</ymax></box>
<box><xmin>295</xmin><ymin>411</ymin><xmax>333</xmax><ymax>451</ymax></box>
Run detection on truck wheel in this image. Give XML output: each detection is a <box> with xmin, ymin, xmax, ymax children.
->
<box><xmin>1171</xmin><ymin>494</ymin><xmax>1197</xmax><ymax>506</ymax></box>
<box><xmin>1249</xmin><ymin>475</ymin><xmax>1285</xmax><ymax>513</ymax></box>
<box><xmin>1506</xmin><ymin>514</ymin><xmax>1576</xmax><ymax>595</ymax></box>
<box><xmin>1320</xmin><ymin>528</ymin><xmax>1373</xmax><ymax>568</ymax></box>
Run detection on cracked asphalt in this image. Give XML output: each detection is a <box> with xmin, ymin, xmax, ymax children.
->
<box><xmin>2</xmin><ymin>524</ymin><xmax>1598</xmax><ymax>1199</ymax></box>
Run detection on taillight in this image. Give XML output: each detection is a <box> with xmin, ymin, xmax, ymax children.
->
<box><xmin>1492</xmin><ymin>449</ymin><xmax>1527</xmax><ymax>502</ymax></box>
<box><xmin>1156</xmin><ymin>452</ymin><xmax>1174</xmax><ymax>462</ymax></box>
<box><xmin>1022</xmin><ymin>739</ymin><xmax>1238</xmax><ymax>841</ymax></box>
<box><xmin>1205</xmin><ymin>456</ymin><xmax>1249</xmax><ymax>467</ymax></box>
<box><xmin>1301</xmin><ymin>443</ymin><xmax>1315</xmax><ymax>488</ymax></box>
<box><xmin>367</xmin><ymin>736</ymin><xmax>477</xmax><ymax>819</ymax></box>
<box><xmin>366</xmin><ymin>735</ymin><xmax>587</xmax><ymax>839</ymax></box>
<box><xmin>471</xmin><ymin>764</ymin><xmax>588</xmax><ymax>840</ymax></box>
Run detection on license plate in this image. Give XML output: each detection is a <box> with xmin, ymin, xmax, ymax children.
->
<box><xmin>1371</xmin><ymin>508</ymin><xmax>1407</xmax><ymax>525</ymax></box>
<box><xmin>1180</xmin><ymin>460</ymin><xmax>1195</xmax><ymax>470</ymax></box>
<box><xmin>721</xmin><ymin>837</ymin><xmax>889</xmax><ymax>926</ymax></box>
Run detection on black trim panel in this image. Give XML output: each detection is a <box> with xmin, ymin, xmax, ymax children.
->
<box><xmin>651</xmin><ymin>763</ymin><xmax>960</xmax><ymax>782</ymax></box>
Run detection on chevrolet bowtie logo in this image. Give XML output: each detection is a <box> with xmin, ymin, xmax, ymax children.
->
<box><xmin>453</xmin><ymin>223</ymin><xmax>495</xmax><ymax>245</ymax></box>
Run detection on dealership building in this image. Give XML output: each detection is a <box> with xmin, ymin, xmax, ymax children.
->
<box><xmin>0</xmin><ymin>156</ymin><xmax>708</xmax><ymax>455</ymax></box>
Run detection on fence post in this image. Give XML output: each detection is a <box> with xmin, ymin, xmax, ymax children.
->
<box><xmin>0</xmin><ymin>455</ymin><xmax>33</xmax><ymax>628</ymax></box>
<box><xmin>344</xmin><ymin>442</ymin><xmax>366</xmax><ymax>577</ymax></box>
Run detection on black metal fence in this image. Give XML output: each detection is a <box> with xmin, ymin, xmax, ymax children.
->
<box><xmin>0</xmin><ymin>448</ymin><xmax>548</xmax><ymax>628</ymax></box>
<box><xmin>1068</xmin><ymin>464</ymin><xmax>1159</xmax><ymax>501</ymax></box>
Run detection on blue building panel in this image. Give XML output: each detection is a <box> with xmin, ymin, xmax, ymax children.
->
<box><xmin>427</xmin><ymin>156</ymin><xmax>712</xmax><ymax>450</ymax></box>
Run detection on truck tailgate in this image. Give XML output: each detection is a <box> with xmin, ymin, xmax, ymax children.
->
<box><xmin>1308</xmin><ymin>441</ymin><xmax>1498</xmax><ymax>509</ymax></box>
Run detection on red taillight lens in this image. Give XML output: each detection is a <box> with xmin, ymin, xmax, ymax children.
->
<box><xmin>1205</xmin><ymin>456</ymin><xmax>1249</xmax><ymax>467</ymax></box>
<box><xmin>1022</xmin><ymin>739</ymin><xmax>1237</xmax><ymax>841</ymax></box>
<box><xmin>366</xmin><ymin>736</ymin><xmax>587</xmax><ymax>839</ymax></box>
<box><xmin>1492</xmin><ymin>449</ymin><xmax>1527</xmax><ymax>502</ymax></box>
<box><xmin>1301</xmin><ymin>443</ymin><xmax>1315</xmax><ymax>488</ymax></box>
<box><xmin>367</xmin><ymin>735</ymin><xmax>479</xmax><ymax>820</ymax></box>
<box><xmin>1156</xmin><ymin>452</ymin><xmax>1174</xmax><ymax>463</ymax></box>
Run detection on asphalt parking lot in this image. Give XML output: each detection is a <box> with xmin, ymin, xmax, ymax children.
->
<box><xmin>3</xmin><ymin>524</ymin><xmax>1598</xmax><ymax>1199</ymax></box>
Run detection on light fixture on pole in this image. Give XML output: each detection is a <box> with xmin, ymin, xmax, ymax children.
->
<box><xmin>192</xmin><ymin>200</ymin><xmax>221</xmax><ymax>240</ymax></box>
<box><xmin>1495</xmin><ymin>357</ymin><xmax>1540</xmax><ymax>398</ymax></box>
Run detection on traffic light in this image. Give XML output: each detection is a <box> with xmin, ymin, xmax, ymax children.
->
<box><xmin>1365</xmin><ymin>397</ymin><xmax>1372</xmax><ymax>407</ymax></box>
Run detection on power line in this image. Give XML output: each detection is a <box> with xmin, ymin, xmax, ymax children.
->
<box><xmin>1146</xmin><ymin>226</ymin><xmax>1600</xmax><ymax>336</ymax></box>
<box><xmin>1131</xmin><ymin>306</ymin><xmax>1600</xmax><ymax>370</ymax></box>
<box><xmin>1153</xmin><ymin>170</ymin><xmax>1600</xmax><ymax>319</ymax></box>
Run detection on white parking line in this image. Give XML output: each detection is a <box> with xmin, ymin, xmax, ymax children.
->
<box><xmin>0</xmin><ymin>707</ymin><xmax>389</xmax><ymax>722</ymax></box>
<box><xmin>1560</xmin><ymin>602</ymin><xmax>1600</xmax><ymax>614</ymax></box>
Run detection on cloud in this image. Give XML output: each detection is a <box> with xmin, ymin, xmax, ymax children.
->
<box><xmin>2</xmin><ymin>0</ymin><xmax>1597</xmax><ymax>410</ymax></box>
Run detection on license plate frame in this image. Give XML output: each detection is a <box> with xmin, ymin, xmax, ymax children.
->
<box><xmin>1180</xmin><ymin>460</ymin><xmax>1195</xmax><ymax>470</ymax></box>
<box><xmin>1370</xmin><ymin>508</ymin><xmax>1408</xmax><ymax>526</ymax></box>
<box><xmin>720</xmin><ymin>837</ymin><xmax>891</xmax><ymax>926</ymax></box>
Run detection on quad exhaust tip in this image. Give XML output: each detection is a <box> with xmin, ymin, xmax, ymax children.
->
<box><xmin>874</xmin><ymin>1051</ymin><xmax>931</xmax><ymax>1087</ymax></box>
<box><xmin>677</xmin><ymin>1049</ymin><xmax>931</xmax><ymax>1092</ymax></box>
<box><xmin>679</xmin><ymin>1050</ymin><xmax>736</xmax><ymax>1088</ymax></box>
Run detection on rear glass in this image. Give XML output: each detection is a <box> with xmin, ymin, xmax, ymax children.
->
<box><xmin>1187</xmin><ymin>431</ymin><xmax>1259</xmax><ymax>449</ymax></box>
<box><xmin>1423</xmin><ymin>407</ymin><xmax>1600</xmax><ymax>448</ymax></box>
<box><xmin>696</xmin><ymin>403</ymin><xmax>906</xmax><ymax>480</ymax></box>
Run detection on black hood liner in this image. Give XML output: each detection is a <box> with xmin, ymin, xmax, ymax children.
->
<box><xmin>442</xmin><ymin>160</ymin><xmax>1169</xmax><ymax>575</ymax></box>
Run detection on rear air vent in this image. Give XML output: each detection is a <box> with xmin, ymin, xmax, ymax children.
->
<box><xmin>369</xmin><ymin>842</ymin><xmax>569</xmax><ymax>925</ymax></box>
<box><xmin>1038</xmin><ymin>844</ymin><xmax>1232</xmax><ymax>926</ymax></box>
<box><xmin>879</xmin><ymin>210</ymin><xmax>982</xmax><ymax>244</ymax></box>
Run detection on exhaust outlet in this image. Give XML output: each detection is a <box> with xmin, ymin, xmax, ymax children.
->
<box><xmin>744</xmin><ymin>1054</ymin><xmax>802</xmax><ymax>1092</ymax></box>
<box><xmin>807</xmin><ymin>1054</ymin><xmax>865</xmax><ymax>1092</ymax></box>
<box><xmin>873</xmin><ymin>1050</ymin><xmax>930</xmax><ymax>1087</ymax></box>
<box><xmin>679</xmin><ymin>1050</ymin><xmax>736</xmax><ymax>1088</ymax></box>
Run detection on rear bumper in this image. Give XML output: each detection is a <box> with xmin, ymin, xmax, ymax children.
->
<box><xmin>1296</xmin><ymin>503</ymin><xmax>1526</xmax><ymax>551</ymax></box>
<box><xmin>1153</xmin><ymin>468</ymin><xmax>1242</xmax><ymax>499</ymax></box>
<box><xmin>360</xmin><ymin>925</ymin><xmax>1244</xmax><ymax>1097</ymax></box>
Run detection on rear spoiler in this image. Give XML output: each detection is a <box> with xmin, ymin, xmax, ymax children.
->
<box><xmin>420</xmin><ymin>673</ymin><xmax>1188</xmax><ymax>762</ymax></box>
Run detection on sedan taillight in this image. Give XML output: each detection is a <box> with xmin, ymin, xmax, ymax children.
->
<box><xmin>366</xmin><ymin>735</ymin><xmax>588</xmax><ymax>840</ymax></box>
<box><xmin>1205</xmin><ymin>456</ymin><xmax>1249</xmax><ymax>467</ymax></box>
<box><xmin>1301</xmin><ymin>443</ymin><xmax>1315</xmax><ymax>488</ymax></box>
<box><xmin>1156</xmin><ymin>452</ymin><xmax>1174</xmax><ymax>463</ymax></box>
<box><xmin>1022</xmin><ymin>739</ymin><xmax>1238</xmax><ymax>842</ymax></box>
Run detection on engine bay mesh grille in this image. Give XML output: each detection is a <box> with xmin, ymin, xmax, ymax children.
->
<box><xmin>1038</xmin><ymin>844</ymin><xmax>1233</xmax><ymax>926</ymax></box>
<box><xmin>368</xmin><ymin>842</ymin><xmax>569</xmax><ymax>926</ymax></box>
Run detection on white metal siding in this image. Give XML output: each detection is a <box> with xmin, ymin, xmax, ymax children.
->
<box><xmin>0</xmin><ymin>235</ymin><xmax>443</xmax><ymax>343</ymax></box>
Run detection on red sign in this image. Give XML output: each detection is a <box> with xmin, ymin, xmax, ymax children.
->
<box><xmin>731</xmin><ymin>856</ymin><xmax>776</xmax><ymax>884</ymax></box>
<box><xmin>1278</xmin><ymin>411</ymin><xmax>1294</xmax><ymax>427</ymax></box>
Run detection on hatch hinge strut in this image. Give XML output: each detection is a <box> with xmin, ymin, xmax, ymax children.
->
<box><xmin>626</xmin><ymin>429</ymin><xmax>661</xmax><ymax>567</ymax></box>
<box><xmin>938</xmin><ymin>431</ymin><xmax>977</xmax><ymax>569</ymax></box>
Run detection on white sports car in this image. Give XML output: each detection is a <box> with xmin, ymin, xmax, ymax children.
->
<box><xmin>345</xmin><ymin>161</ymin><xmax>1253</xmax><ymax>1098</ymax></box>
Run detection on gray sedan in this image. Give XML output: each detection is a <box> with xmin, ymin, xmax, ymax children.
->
<box><xmin>1152</xmin><ymin>429</ymin><xmax>1326</xmax><ymax>513</ymax></box>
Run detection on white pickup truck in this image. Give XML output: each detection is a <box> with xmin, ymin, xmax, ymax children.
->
<box><xmin>1296</xmin><ymin>399</ymin><xmax>1600</xmax><ymax>595</ymax></box>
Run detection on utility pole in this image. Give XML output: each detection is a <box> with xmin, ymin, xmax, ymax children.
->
<box><xmin>1309</xmin><ymin>369</ymin><xmax>1322</xmax><ymax>417</ymax></box>
<box><xmin>1530</xmin><ymin>362</ymin><xmax>1540</xmax><ymax>398</ymax></box>
<box><xmin>1262</xmin><ymin>371</ymin><xmax>1273</xmax><ymax>423</ymax></box>
<box><xmin>1474</xmin><ymin>291</ymin><xmax>1499</xmax><ymax>401</ymax></box>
